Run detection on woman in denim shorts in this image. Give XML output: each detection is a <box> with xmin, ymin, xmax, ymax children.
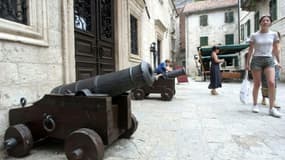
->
<box><xmin>245</xmin><ymin>15</ymin><xmax>282</xmax><ymax>118</ymax></box>
<box><xmin>261</xmin><ymin>32</ymin><xmax>282</xmax><ymax>108</ymax></box>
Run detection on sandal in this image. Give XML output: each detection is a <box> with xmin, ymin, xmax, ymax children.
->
<box><xmin>211</xmin><ymin>90</ymin><xmax>218</xmax><ymax>95</ymax></box>
<box><xmin>261</xmin><ymin>99</ymin><xmax>266</xmax><ymax>105</ymax></box>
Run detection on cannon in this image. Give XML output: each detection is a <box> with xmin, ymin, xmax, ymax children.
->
<box><xmin>132</xmin><ymin>68</ymin><xmax>186</xmax><ymax>101</ymax></box>
<box><xmin>3</xmin><ymin>62</ymin><xmax>154</xmax><ymax>160</ymax></box>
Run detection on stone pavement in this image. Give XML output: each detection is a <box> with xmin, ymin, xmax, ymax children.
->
<box><xmin>1</xmin><ymin>78</ymin><xmax>285</xmax><ymax>160</ymax></box>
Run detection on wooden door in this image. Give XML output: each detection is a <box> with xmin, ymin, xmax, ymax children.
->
<box><xmin>74</xmin><ymin>0</ymin><xmax>115</xmax><ymax>80</ymax></box>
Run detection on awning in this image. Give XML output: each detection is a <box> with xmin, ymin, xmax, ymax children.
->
<box><xmin>198</xmin><ymin>44</ymin><xmax>249</xmax><ymax>57</ymax></box>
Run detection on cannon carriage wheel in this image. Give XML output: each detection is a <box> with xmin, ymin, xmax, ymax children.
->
<box><xmin>4</xmin><ymin>124</ymin><xmax>33</xmax><ymax>157</ymax></box>
<box><xmin>64</xmin><ymin>128</ymin><xmax>104</xmax><ymax>160</ymax></box>
<box><xmin>121</xmin><ymin>114</ymin><xmax>138</xmax><ymax>138</ymax></box>
<box><xmin>161</xmin><ymin>88</ymin><xmax>174</xmax><ymax>101</ymax></box>
<box><xmin>132</xmin><ymin>89</ymin><xmax>145</xmax><ymax>100</ymax></box>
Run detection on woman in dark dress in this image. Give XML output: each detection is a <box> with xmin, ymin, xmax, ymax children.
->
<box><xmin>208</xmin><ymin>46</ymin><xmax>224</xmax><ymax>95</ymax></box>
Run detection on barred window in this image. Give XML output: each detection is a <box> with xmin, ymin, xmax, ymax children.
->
<box><xmin>0</xmin><ymin>0</ymin><xmax>28</xmax><ymax>25</ymax></box>
<box><xmin>130</xmin><ymin>14</ymin><xmax>138</xmax><ymax>55</ymax></box>
<box><xmin>200</xmin><ymin>15</ymin><xmax>208</xmax><ymax>26</ymax></box>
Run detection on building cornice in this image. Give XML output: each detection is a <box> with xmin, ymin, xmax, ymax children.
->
<box><xmin>185</xmin><ymin>5</ymin><xmax>238</xmax><ymax>16</ymax></box>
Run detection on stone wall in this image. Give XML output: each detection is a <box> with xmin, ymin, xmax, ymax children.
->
<box><xmin>0</xmin><ymin>0</ymin><xmax>74</xmax><ymax>157</ymax></box>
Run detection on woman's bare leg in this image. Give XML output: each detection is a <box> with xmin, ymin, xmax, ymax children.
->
<box><xmin>251</xmin><ymin>70</ymin><xmax>262</xmax><ymax>105</ymax></box>
<box><xmin>264</xmin><ymin>67</ymin><xmax>275</xmax><ymax>109</ymax></box>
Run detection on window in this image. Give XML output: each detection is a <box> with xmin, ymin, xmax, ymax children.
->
<box><xmin>270</xmin><ymin>0</ymin><xmax>277</xmax><ymax>21</ymax></box>
<box><xmin>254</xmin><ymin>11</ymin><xmax>259</xmax><ymax>32</ymax></box>
<box><xmin>225</xmin><ymin>34</ymin><xmax>234</xmax><ymax>44</ymax></box>
<box><xmin>246</xmin><ymin>20</ymin><xmax>251</xmax><ymax>37</ymax></box>
<box><xmin>130</xmin><ymin>15</ymin><xmax>138</xmax><ymax>55</ymax></box>
<box><xmin>157</xmin><ymin>39</ymin><xmax>161</xmax><ymax>64</ymax></box>
<box><xmin>200</xmin><ymin>15</ymin><xmax>208</xmax><ymax>26</ymax></box>
<box><xmin>0</xmin><ymin>0</ymin><xmax>48</xmax><ymax>46</ymax></box>
<box><xmin>225</xmin><ymin>11</ymin><xmax>234</xmax><ymax>23</ymax></box>
<box><xmin>200</xmin><ymin>36</ymin><xmax>208</xmax><ymax>46</ymax></box>
<box><xmin>241</xmin><ymin>24</ymin><xmax>244</xmax><ymax>41</ymax></box>
<box><xmin>0</xmin><ymin>0</ymin><xmax>28</xmax><ymax>25</ymax></box>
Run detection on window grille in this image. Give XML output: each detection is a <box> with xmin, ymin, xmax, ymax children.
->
<box><xmin>0</xmin><ymin>0</ymin><xmax>28</xmax><ymax>25</ymax></box>
<box><xmin>130</xmin><ymin>15</ymin><xmax>138</xmax><ymax>55</ymax></box>
<box><xmin>74</xmin><ymin>0</ymin><xmax>91</xmax><ymax>32</ymax></box>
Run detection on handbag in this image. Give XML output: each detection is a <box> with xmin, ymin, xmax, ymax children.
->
<box><xmin>240</xmin><ymin>71</ymin><xmax>251</xmax><ymax>104</ymax></box>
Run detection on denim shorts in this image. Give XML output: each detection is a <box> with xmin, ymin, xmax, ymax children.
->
<box><xmin>250</xmin><ymin>56</ymin><xmax>275</xmax><ymax>70</ymax></box>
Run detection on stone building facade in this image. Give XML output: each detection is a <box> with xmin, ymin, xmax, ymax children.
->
<box><xmin>183</xmin><ymin>0</ymin><xmax>238</xmax><ymax>76</ymax></box>
<box><xmin>0</xmin><ymin>0</ymin><xmax>177</xmax><ymax>157</ymax></box>
<box><xmin>241</xmin><ymin>0</ymin><xmax>285</xmax><ymax>81</ymax></box>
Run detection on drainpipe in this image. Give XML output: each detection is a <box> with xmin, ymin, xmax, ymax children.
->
<box><xmin>238</xmin><ymin>0</ymin><xmax>241</xmax><ymax>44</ymax></box>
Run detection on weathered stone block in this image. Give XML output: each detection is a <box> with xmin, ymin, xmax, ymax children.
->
<box><xmin>0</xmin><ymin>63</ymin><xmax>18</xmax><ymax>85</ymax></box>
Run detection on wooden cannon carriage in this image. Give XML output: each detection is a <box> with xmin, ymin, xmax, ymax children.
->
<box><xmin>3</xmin><ymin>62</ymin><xmax>155</xmax><ymax>160</ymax></box>
<box><xmin>132</xmin><ymin>68</ymin><xmax>186</xmax><ymax>101</ymax></box>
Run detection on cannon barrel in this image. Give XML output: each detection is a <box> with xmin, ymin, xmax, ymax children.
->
<box><xmin>163</xmin><ymin>68</ymin><xmax>186</xmax><ymax>79</ymax></box>
<box><xmin>51</xmin><ymin>62</ymin><xmax>154</xmax><ymax>96</ymax></box>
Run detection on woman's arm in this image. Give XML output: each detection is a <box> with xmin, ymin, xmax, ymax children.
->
<box><xmin>246</xmin><ymin>42</ymin><xmax>254</xmax><ymax>70</ymax></box>
<box><xmin>274</xmin><ymin>42</ymin><xmax>282</xmax><ymax>69</ymax></box>
<box><xmin>212</xmin><ymin>52</ymin><xmax>224</xmax><ymax>63</ymax></box>
<box><xmin>273</xmin><ymin>41</ymin><xmax>281</xmax><ymax>64</ymax></box>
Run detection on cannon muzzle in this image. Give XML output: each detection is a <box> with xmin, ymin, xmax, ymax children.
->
<box><xmin>163</xmin><ymin>68</ymin><xmax>186</xmax><ymax>79</ymax></box>
<box><xmin>51</xmin><ymin>61</ymin><xmax>155</xmax><ymax>96</ymax></box>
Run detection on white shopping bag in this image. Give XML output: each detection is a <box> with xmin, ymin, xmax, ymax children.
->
<box><xmin>240</xmin><ymin>71</ymin><xmax>251</xmax><ymax>104</ymax></box>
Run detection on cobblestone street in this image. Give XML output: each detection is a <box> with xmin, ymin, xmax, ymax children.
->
<box><xmin>2</xmin><ymin>79</ymin><xmax>285</xmax><ymax>160</ymax></box>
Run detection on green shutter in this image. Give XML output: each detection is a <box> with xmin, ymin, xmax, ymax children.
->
<box><xmin>254</xmin><ymin>11</ymin><xmax>259</xmax><ymax>32</ymax></box>
<box><xmin>241</xmin><ymin>24</ymin><xmax>244</xmax><ymax>41</ymax></box>
<box><xmin>200</xmin><ymin>37</ymin><xmax>208</xmax><ymax>46</ymax></box>
<box><xmin>247</xmin><ymin>20</ymin><xmax>251</xmax><ymax>37</ymax></box>
<box><xmin>229</xmin><ymin>12</ymin><xmax>234</xmax><ymax>23</ymax></box>
<box><xmin>270</xmin><ymin>0</ymin><xmax>277</xmax><ymax>21</ymax></box>
<box><xmin>225</xmin><ymin>34</ymin><xmax>234</xmax><ymax>45</ymax></box>
<box><xmin>200</xmin><ymin>15</ymin><xmax>208</xmax><ymax>26</ymax></box>
<box><xmin>225</xmin><ymin>11</ymin><xmax>234</xmax><ymax>23</ymax></box>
